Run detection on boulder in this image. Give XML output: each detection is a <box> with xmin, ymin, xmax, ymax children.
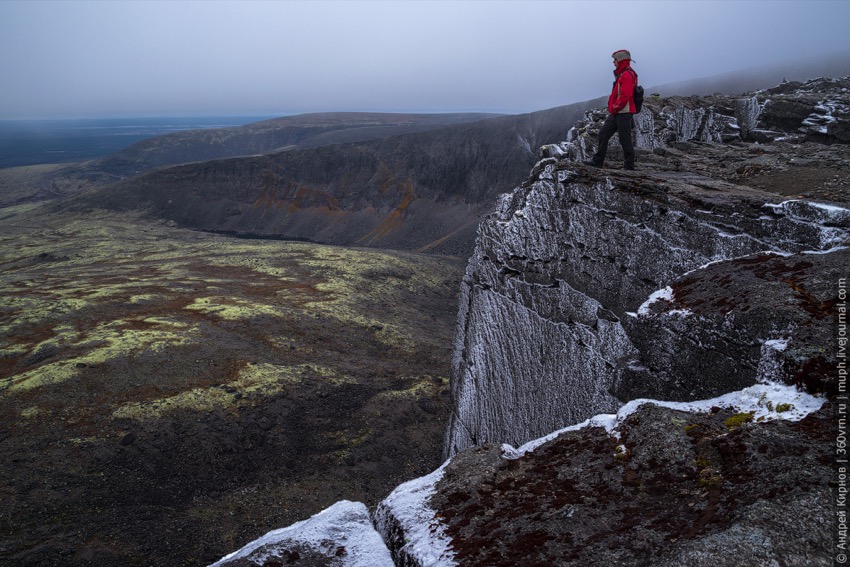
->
<box><xmin>619</xmin><ymin>248</ymin><xmax>847</xmax><ymax>401</ymax></box>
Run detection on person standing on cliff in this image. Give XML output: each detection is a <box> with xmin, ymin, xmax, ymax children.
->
<box><xmin>584</xmin><ymin>49</ymin><xmax>638</xmax><ymax>171</ymax></box>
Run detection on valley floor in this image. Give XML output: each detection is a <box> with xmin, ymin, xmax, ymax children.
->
<box><xmin>0</xmin><ymin>205</ymin><xmax>465</xmax><ymax>566</ymax></box>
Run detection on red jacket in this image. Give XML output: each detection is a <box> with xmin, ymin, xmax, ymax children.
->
<box><xmin>608</xmin><ymin>59</ymin><xmax>637</xmax><ymax>114</ymax></box>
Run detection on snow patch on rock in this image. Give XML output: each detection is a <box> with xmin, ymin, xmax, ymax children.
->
<box><xmin>637</xmin><ymin>286</ymin><xmax>675</xmax><ymax>316</ymax></box>
<box><xmin>209</xmin><ymin>500</ymin><xmax>393</xmax><ymax>567</ymax></box>
<box><xmin>373</xmin><ymin>463</ymin><xmax>457</xmax><ymax>567</ymax></box>
<box><xmin>502</xmin><ymin>382</ymin><xmax>824</xmax><ymax>460</ymax></box>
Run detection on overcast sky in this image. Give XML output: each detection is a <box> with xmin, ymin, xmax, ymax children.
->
<box><xmin>1</xmin><ymin>0</ymin><xmax>849</xmax><ymax>119</ymax></box>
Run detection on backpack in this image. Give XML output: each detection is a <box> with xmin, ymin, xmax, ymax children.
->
<box><xmin>626</xmin><ymin>68</ymin><xmax>644</xmax><ymax>113</ymax></box>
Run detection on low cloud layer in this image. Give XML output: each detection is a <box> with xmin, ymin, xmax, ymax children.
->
<box><xmin>2</xmin><ymin>0</ymin><xmax>849</xmax><ymax>119</ymax></box>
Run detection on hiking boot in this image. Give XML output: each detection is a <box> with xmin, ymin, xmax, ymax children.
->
<box><xmin>624</xmin><ymin>165</ymin><xmax>636</xmax><ymax>171</ymax></box>
<box><xmin>583</xmin><ymin>160</ymin><xmax>602</xmax><ymax>168</ymax></box>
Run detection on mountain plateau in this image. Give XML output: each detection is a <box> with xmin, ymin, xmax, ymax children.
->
<box><xmin>212</xmin><ymin>76</ymin><xmax>849</xmax><ymax>566</ymax></box>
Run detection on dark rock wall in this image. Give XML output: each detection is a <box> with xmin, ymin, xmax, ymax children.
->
<box><xmin>620</xmin><ymin>249</ymin><xmax>848</xmax><ymax>402</ymax></box>
<box><xmin>445</xmin><ymin>163</ymin><xmax>847</xmax><ymax>456</ymax></box>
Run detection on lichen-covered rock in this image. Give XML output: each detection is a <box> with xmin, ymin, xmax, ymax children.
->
<box><xmin>619</xmin><ymin>249</ymin><xmax>847</xmax><ymax>401</ymax></box>
<box><xmin>393</xmin><ymin>386</ymin><xmax>830</xmax><ymax>567</ymax></box>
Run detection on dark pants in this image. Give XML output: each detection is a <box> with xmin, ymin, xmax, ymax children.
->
<box><xmin>591</xmin><ymin>113</ymin><xmax>635</xmax><ymax>169</ymax></box>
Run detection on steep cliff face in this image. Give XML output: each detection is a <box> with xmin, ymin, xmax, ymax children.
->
<box><xmin>445</xmin><ymin>76</ymin><xmax>850</xmax><ymax>456</ymax></box>
<box><xmin>368</xmin><ymin>78</ymin><xmax>846</xmax><ymax>567</ymax></box>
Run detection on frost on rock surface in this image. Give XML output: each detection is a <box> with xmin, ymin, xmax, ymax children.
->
<box><xmin>381</xmin><ymin>381</ymin><xmax>827</xmax><ymax>567</ymax></box>
<box><xmin>735</xmin><ymin>96</ymin><xmax>762</xmax><ymax>140</ymax></box>
<box><xmin>373</xmin><ymin>463</ymin><xmax>457</xmax><ymax>567</ymax></box>
<box><xmin>209</xmin><ymin>500</ymin><xmax>393</xmax><ymax>567</ymax></box>
<box><xmin>560</xmin><ymin>76</ymin><xmax>850</xmax><ymax>159</ymax></box>
<box><xmin>446</xmin><ymin>165</ymin><xmax>848</xmax><ymax>456</ymax></box>
<box><xmin>502</xmin><ymin>381</ymin><xmax>825</xmax><ymax>459</ymax></box>
<box><xmin>447</xmin><ymin>77</ymin><xmax>850</xmax><ymax>457</ymax></box>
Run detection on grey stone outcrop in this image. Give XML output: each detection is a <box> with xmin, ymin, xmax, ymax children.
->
<box><xmin>446</xmin><ymin>76</ymin><xmax>850</xmax><ymax>458</ymax></box>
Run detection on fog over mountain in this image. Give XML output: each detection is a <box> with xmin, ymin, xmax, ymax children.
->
<box><xmin>1</xmin><ymin>0</ymin><xmax>849</xmax><ymax>119</ymax></box>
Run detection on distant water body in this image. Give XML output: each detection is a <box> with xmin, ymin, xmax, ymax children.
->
<box><xmin>0</xmin><ymin>116</ymin><xmax>277</xmax><ymax>169</ymax></box>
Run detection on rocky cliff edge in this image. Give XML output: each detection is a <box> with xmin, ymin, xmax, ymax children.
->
<box><xmin>445</xmin><ymin>76</ymin><xmax>849</xmax><ymax>456</ymax></box>
<box><xmin>211</xmin><ymin>77</ymin><xmax>848</xmax><ymax>566</ymax></box>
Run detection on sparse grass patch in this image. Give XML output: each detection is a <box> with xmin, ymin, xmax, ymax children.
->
<box><xmin>110</xmin><ymin>362</ymin><xmax>312</xmax><ymax>419</ymax></box>
<box><xmin>613</xmin><ymin>444</ymin><xmax>629</xmax><ymax>463</ymax></box>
